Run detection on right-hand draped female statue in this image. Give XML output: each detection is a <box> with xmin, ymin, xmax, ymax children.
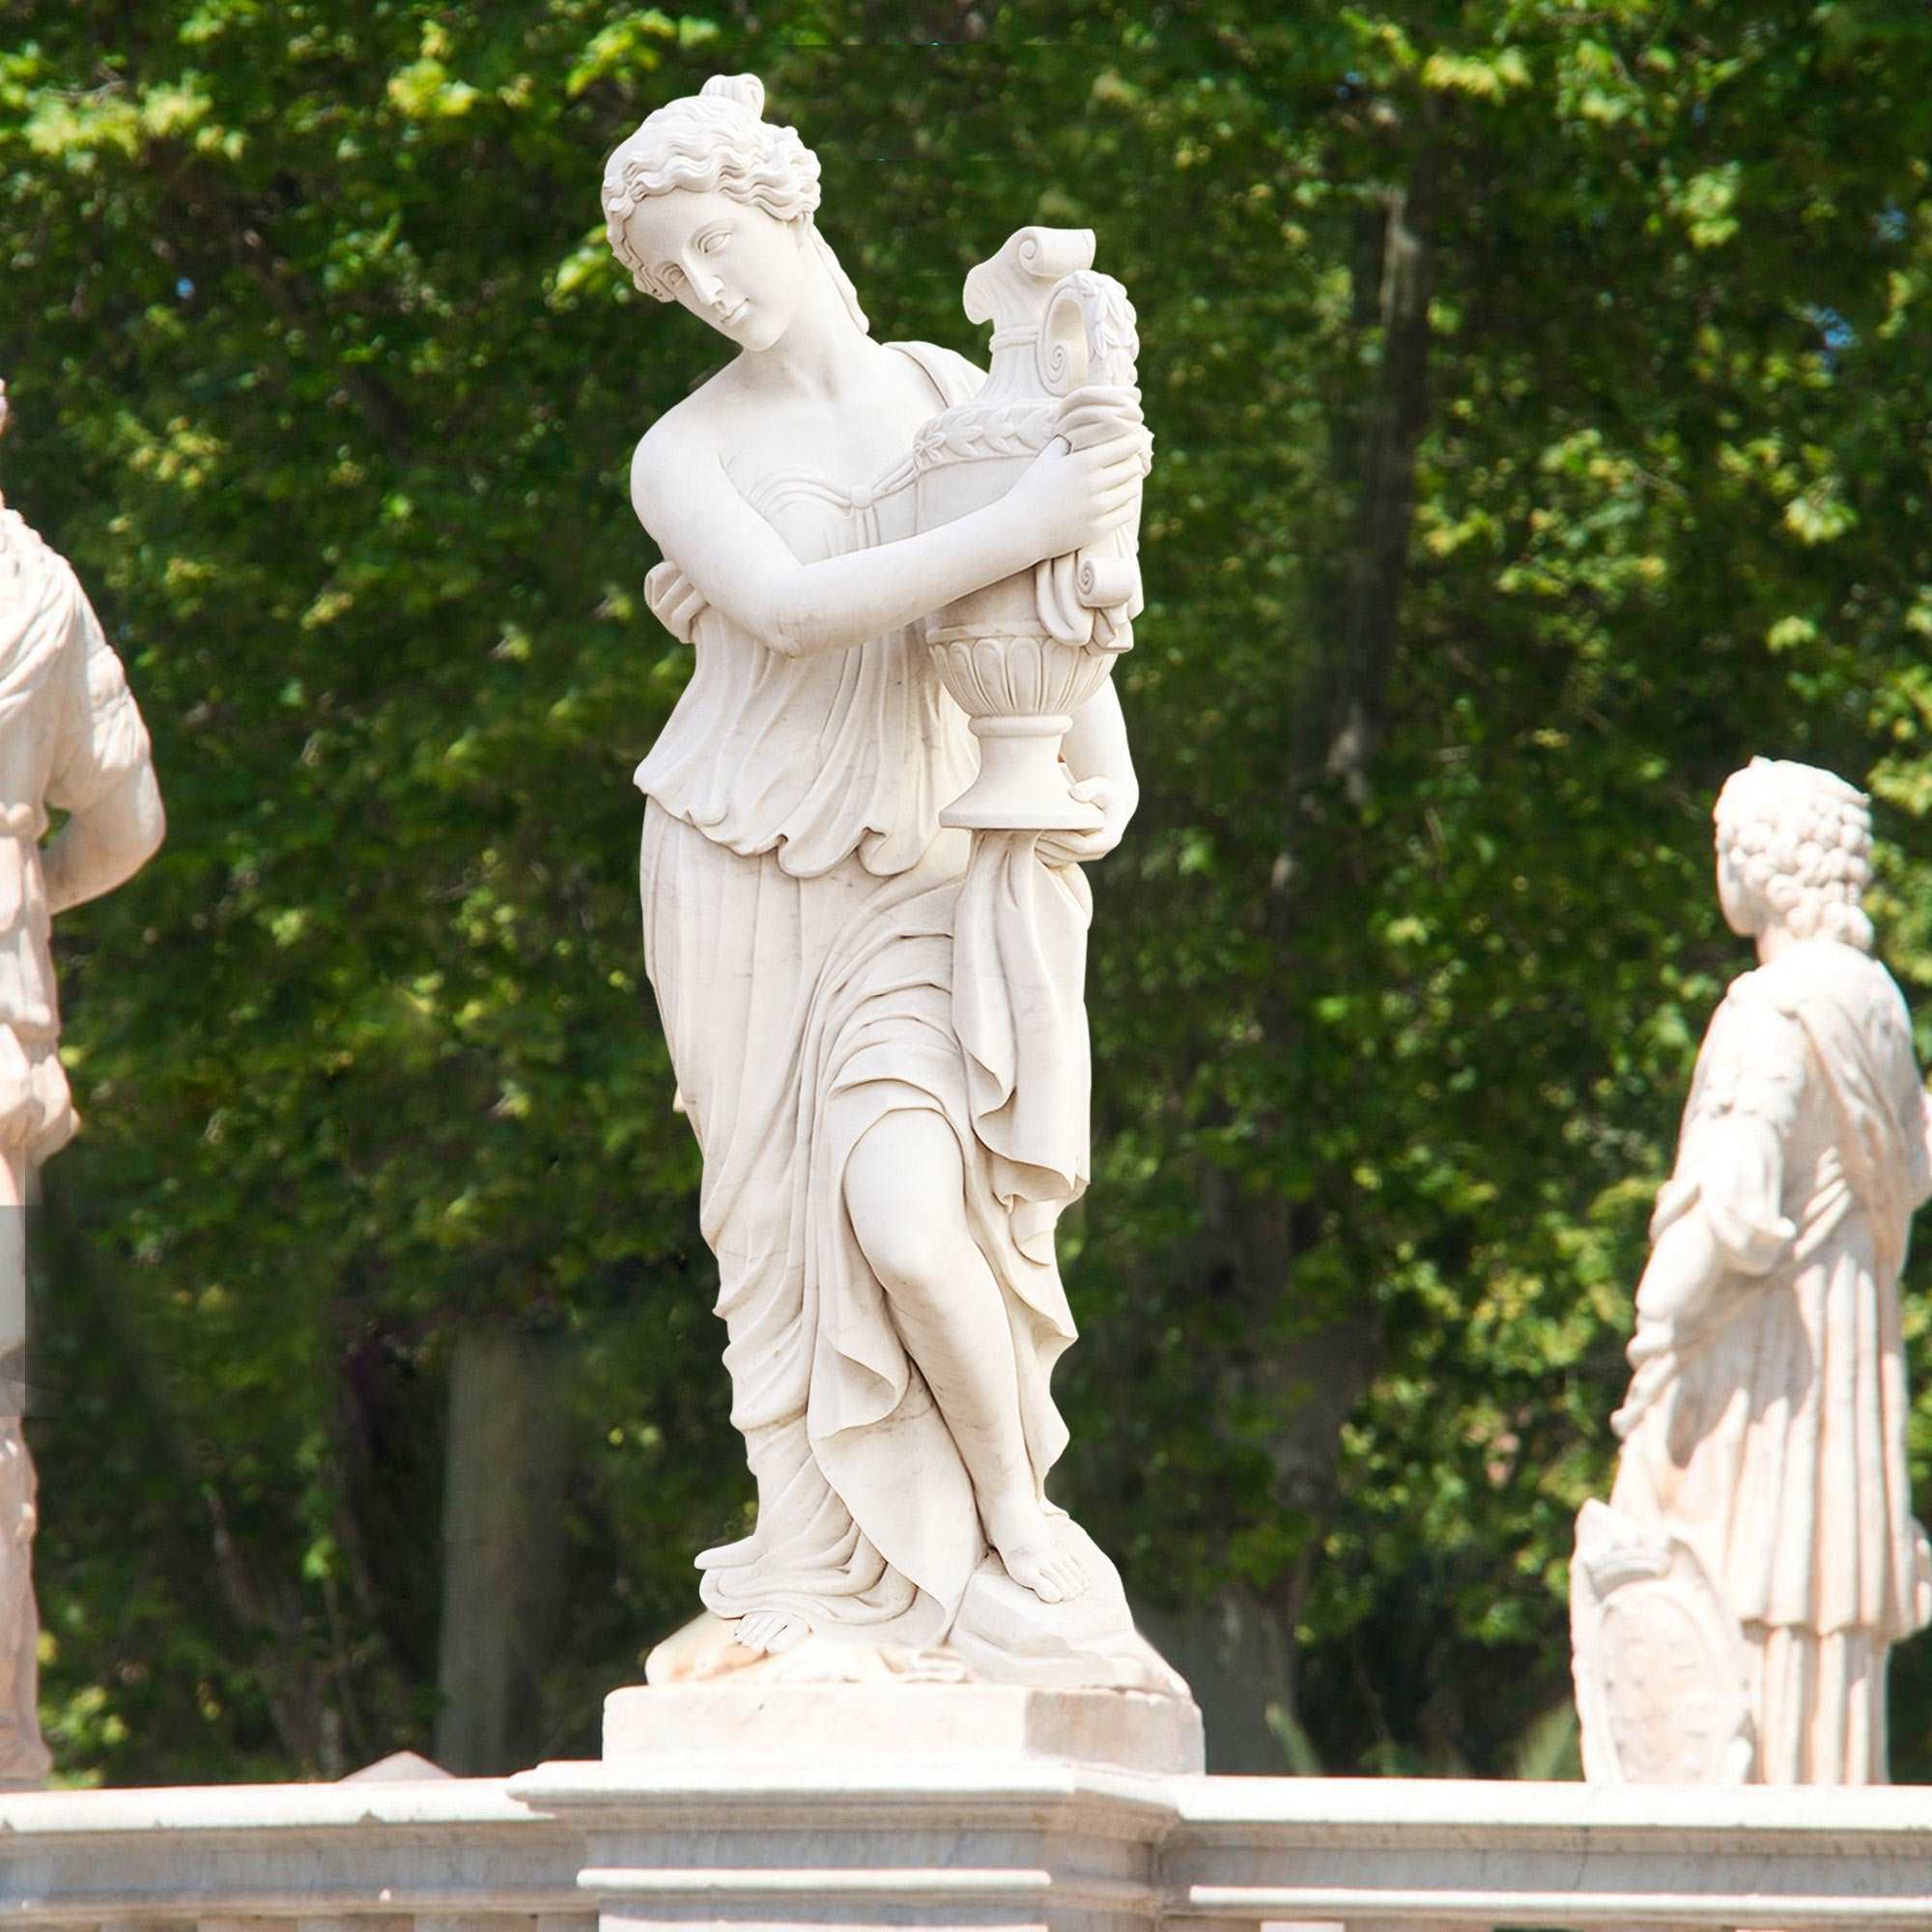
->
<box><xmin>1586</xmin><ymin>760</ymin><xmax>1932</xmax><ymax>1782</ymax></box>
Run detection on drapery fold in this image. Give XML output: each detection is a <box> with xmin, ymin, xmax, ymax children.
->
<box><xmin>950</xmin><ymin>830</ymin><xmax>1093</xmax><ymax>1263</ymax></box>
<box><xmin>640</xmin><ymin>805</ymin><xmax>1078</xmax><ymax>1638</ymax></box>
<box><xmin>1611</xmin><ymin>942</ymin><xmax>1932</xmax><ymax>1648</ymax></box>
<box><xmin>0</xmin><ymin>502</ymin><xmax>152</xmax><ymax>1160</ymax></box>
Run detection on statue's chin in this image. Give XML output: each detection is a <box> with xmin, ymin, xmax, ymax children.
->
<box><xmin>708</xmin><ymin>304</ymin><xmax>791</xmax><ymax>355</ymax></box>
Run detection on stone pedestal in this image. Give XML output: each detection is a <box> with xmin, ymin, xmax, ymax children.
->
<box><xmin>515</xmin><ymin>1756</ymin><xmax>1176</xmax><ymax>1932</ymax></box>
<box><xmin>516</xmin><ymin>1678</ymin><xmax>1202</xmax><ymax>1931</ymax></box>
<box><xmin>606</xmin><ymin>1679</ymin><xmax>1203</xmax><ymax>1776</ymax></box>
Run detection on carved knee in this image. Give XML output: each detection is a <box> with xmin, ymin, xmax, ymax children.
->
<box><xmin>845</xmin><ymin>1114</ymin><xmax>963</xmax><ymax>1293</ymax></box>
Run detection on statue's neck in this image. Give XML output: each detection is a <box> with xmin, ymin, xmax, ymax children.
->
<box><xmin>740</xmin><ymin>239</ymin><xmax>873</xmax><ymax>403</ymax></box>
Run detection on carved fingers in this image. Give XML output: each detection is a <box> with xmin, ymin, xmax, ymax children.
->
<box><xmin>1037</xmin><ymin>778</ymin><xmax>1124</xmax><ymax>867</ymax></box>
<box><xmin>1005</xmin><ymin>387</ymin><xmax>1150</xmax><ymax>567</ymax></box>
<box><xmin>1052</xmin><ymin>383</ymin><xmax>1147</xmax><ymax>453</ymax></box>
<box><xmin>643</xmin><ymin>558</ymin><xmax>710</xmax><ymax>644</ymax></box>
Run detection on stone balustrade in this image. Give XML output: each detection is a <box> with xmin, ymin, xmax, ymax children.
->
<box><xmin>0</xmin><ymin>1778</ymin><xmax>590</xmax><ymax>1930</ymax></box>
<box><xmin>3</xmin><ymin>1765</ymin><xmax>1928</xmax><ymax>1930</ymax></box>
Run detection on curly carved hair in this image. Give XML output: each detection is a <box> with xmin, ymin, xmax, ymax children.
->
<box><xmin>1714</xmin><ymin>756</ymin><xmax>1874</xmax><ymax>952</ymax></box>
<box><xmin>600</xmin><ymin>73</ymin><xmax>866</xmax><ymax>330</ymax></box>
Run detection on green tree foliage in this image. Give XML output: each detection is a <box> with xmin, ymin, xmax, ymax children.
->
<box><xmin>6</xmin><ymin>0</ymin><xmax>1932</xmax><ymax>1779</ymax></box>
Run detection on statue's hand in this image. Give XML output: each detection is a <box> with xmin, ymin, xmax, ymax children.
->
<box><xmin>1006</xmin><ymin>418</ymin><xmax>1151</xmax><ymax>563</ymax></box>
<box><xmin>1631</xmin><ymin>1207</ymin><xmax>1725</xmax><ymax>1339</ymax></box>
<box><xmin>1037</xmin><ymin>777</ymin><xmax>1128</xmax><ymax>867</ymax></box>
<box><xmin>1051</xmin><ymin>384</ymin><xmax>1148</xmax><ymax>453</ymax></box>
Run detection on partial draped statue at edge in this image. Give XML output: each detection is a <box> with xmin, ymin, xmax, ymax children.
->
<box><xmin>1573</xmin><ymin>758</ymin><xmax>1932</xmax><ymax>1786</ymax></box>
<box><xmin>601</xmin><ymin>75</ymin><xmax>1177</xmax><ymax>1692</ymax></box>
<box><xmin>0</xmin><ymin>377</ymin><xmax>166</xmax><ymax>1786</ymax></box>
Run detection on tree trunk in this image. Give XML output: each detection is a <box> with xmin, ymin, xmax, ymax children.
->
<box><xmin>1220</xmin><ymin>135</ymin><xmax>1437</xmax><ymax>1755</ymax></box>
<box><xmin>434</xmin><ymin>1325</ymin><xmax>571</xmax><ymax>1775</ymax></box>
<box><xmin>1327</xmin><ymin>172</ymin><xmax>1435</xmax><ymax>793</ymax></box>
<box><xmin>1281</xmin><ymin>151</ymin><xmax>1437</xmax><ymax>827</ymax></box>
<box><xmin>1132</xmin><ymin>1583</ymin><xmax>1297</xmax><ymax>1773</ymax></box>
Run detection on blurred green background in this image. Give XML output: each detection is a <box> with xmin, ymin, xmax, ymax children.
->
<box><xmin>8</xmin><ymin>0</ymin><xmax>1932</xmax><ymax>1782</ymax></box>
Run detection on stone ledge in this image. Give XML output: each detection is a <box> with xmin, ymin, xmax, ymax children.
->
<box><xmin>0</xmin><ymin>1776</ymin><xmax>588</xmax><ymax>1928</ymax></box>
<box><xmin>2</xmin><ymin>1769</ymin><xmax>1931</xmax><ymax>1928</ymax></box>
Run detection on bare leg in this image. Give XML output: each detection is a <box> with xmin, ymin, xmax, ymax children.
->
<box><xmin>844</xmin><ymin>1111</ymin><xmax>1085</xmax><ymax>1604</ymax></box>
<box><xmin>1</xmin><ymin>1147</ymin><xmax>24</xmax><ymax>1416</ymax></box>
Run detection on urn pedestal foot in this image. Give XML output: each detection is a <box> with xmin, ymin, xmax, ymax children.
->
<box><xmin>940</xmin><ymin>716</ymin><xmax>1103</xmax><ymax>834</ymax></box>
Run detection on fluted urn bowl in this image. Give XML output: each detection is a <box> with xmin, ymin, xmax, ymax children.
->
<box><xmin>913</xmin><ymin>227</ymin><xmax>1144</xmax><ymax>835</ymax></box>
<box><xmin>923</xmin><ymin>629</ymin><xmax>1118</xmax><ymax>832</ymax></box>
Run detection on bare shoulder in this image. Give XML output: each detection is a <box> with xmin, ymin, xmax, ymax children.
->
<box><xmin>931</xmin><ymin>342</ymin><xmax>988</xmax><ymax>391</ymax></box>
<box><xmin>630</xmin><ymin>391</ymin><xmax>724</xmax><ymax>517</ymax></box>
<box><xmin>895</xmin><ymin>339</ymin><xmax>985</xmax><ymax>407</ymax></box>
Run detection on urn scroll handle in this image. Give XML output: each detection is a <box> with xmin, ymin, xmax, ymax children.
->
<box><xmin>961</xmin><ymin>226</ymin><xmax>1096</xmax><ymax>362</ymax></box>
<box><xmin>1034</xmin><ymin>268</ymin><xmax>1145</xmax><ymax>644</ymax></box>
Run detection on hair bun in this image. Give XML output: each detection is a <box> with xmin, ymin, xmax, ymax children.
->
<box><xmin>700</xmin><ymin>73</ymin><xmax>765</xmax><ymax>118</ymax></box>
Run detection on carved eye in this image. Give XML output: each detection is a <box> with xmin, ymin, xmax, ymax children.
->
<box><xmin>699</xmin><ymin>228</ymin><xmax>728</xmax><ymax>254</ymax></box>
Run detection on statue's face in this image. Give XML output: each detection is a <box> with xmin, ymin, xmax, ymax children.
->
<box><xmin>1716</xmin><ymin>838</ymin><xmax>1759</xmax><ymax>937</ymax></box>
<box><xmin>622</xmin><ymin>188</ymin><xmax>804</xmax><ymax>352</ymax></box>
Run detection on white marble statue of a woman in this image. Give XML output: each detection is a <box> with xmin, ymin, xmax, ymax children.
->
<box><xmin>602</xmin><ymin>76</ymin><xmax>1166</xmax><ymax>1686</ymax></box>
<box><xmin>0</xmin><ymin>376</ymin><xmax>165</xmax><ymax>1783</ymax></box>
<box><xmin>1574</xmin><ymin>759</ymin><xmax>1932</xmax><ymax>1784</ymax></box>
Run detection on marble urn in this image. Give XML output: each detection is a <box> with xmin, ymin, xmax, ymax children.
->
<box><xmin>913</xmin><ymin>226</ymin><xmax>1146</xmax><ymax>833</ymax></box>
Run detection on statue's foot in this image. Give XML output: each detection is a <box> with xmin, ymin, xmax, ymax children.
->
<box><xmin>984</xmin><ymin>1498</ymin><xmax>1089</xmax><ymax>1605</ymax></box>
<box><xmin>730</xmin><ymin>1608</ymin><xmax>811</xmax><ymax>1655</ymax></box>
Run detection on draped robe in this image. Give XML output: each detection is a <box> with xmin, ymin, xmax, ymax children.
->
<box><xmin>0</xmin><ymin>493</ymin><xmax>152</xmax><ymax>1790</ymax></box>
<box><xmin>1611</xmin><ymin>938</ymin><xmax>1932</xmax><ymax>1781</ymax></box>
<box><xmin>634</xmin><ymin>343</ymin><xmax>1096</xmax><ymax>1645</ymax></box>
<box><xmin>0</xmin><ymin>498</ymin><xmax>152</xmax><ymax>1165</ymax></box>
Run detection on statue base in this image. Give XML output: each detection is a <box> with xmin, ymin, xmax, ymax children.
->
<box><xmin>607</xmin><ymin>1677</ymin><xmax>1203</xmax><ymax>1776</ymax></box>
<box><xmin>541</xmin><ymin>1578</ymin><xmax>1205</xmax><ymax>1927</ymax></box>
<box><xmin>632</xmin><ymin>1533</ymin><xmax>1203</xmax><ymax>1776</ymax></box>
<box><xmin>642</xmin><ymin>1517</ymin><xmax>1196</xmax><ymax>1709</ymax></box>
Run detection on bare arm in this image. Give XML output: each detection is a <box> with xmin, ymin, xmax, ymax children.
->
<box><xmin>1034</xmin><ymin>678</ymin><xmax>1138</xmax><ymax>867</ymax></box>
<box><xmin>43</xmin><ymin>761</ymin><xmax>164</xmax><ymax>917</ymax></box>
<box><xmin>633</xmin><ymin>411</ymin><xmax>1149</xmax><ymax>660</ymax></box>
<box><xmin>1628</xmin><ymin>992</ymin><xmax>1801</xmax><ymax>1363</ymax></box>
<box><xmin>1061</xmin><ymin>679</ymin><xmax>1137</xmax><ymax>811</ymax></box>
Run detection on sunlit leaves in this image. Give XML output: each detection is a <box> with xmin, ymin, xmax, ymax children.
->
<box><xmin>8</xmin><ymin>0</ymin><xmax>1932</xmax><ymax>1785</ymax></box>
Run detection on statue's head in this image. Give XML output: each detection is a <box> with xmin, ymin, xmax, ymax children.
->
<box><xmin>601</xmin><ymin>73</ymin><xmax>867</xmax><ymax>351</ymax></box>
<box><xmin>1714</xmin><ymin>757</ymin><xmax>1873</xmax><ymax>952</ymax></box>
